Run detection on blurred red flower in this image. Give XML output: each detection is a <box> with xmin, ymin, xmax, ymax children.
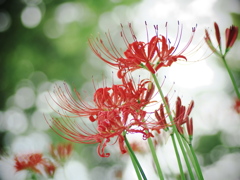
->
<box><xmin>14</xmin><ymin>153</ymin><xmax>56</xmax><ymax>176</ymax></box>
<box><xmin>50</xmin><ymin>143</ymin><xmax>73</xmax><ymax>163</ymax></box>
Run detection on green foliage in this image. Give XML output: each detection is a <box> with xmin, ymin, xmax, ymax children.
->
<box><xmin>195</xmin><ymin>132</ymin><xmax>223</xmax><ymax>165</ymax></box>
<box><xmin>0</xmin><ymin>0</ymin><xmax>141</xmax><ymax>110</ymax></box>
<box><xmin>0</xmin><ymin>2</ymin><xmax>141</xmax><ymax>173</ymax></box>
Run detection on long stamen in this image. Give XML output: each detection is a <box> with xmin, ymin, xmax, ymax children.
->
<box><xmin>171</xmin><ymin>21</ymin><xmax>181</xmax><ymax>53</ymax></box>
<box><xmin>120</xmin><ymin>24</ymin><xmax>132</xmax><ymax>48</ymax></box>
<box><xmin>177</xmin><ymin>24</ymin><xmax>197</xmax><ymax>55</ymax></box>
<box><xmin>105</xmin><ymin>30</ymin><xmax>123</xmax><ymax>58</ymax></box>
<box><xmin>145</xmin><ymin>21</ymin><xmax>149</xmax><ymax>43</ymax></box>
<box><xmin>165</xmin><ymin>22</ymin><xmax>168</xmax><ymax>41</ymax></box>
<box><xmin>172</xmin><ymin>23</ymin><xmax>183</xmax><ymax>54</ymax></box>
<box><xmin>128</xmin><ymin>23</ymin><xmax>138</xmax><ymax>41</ymax></box>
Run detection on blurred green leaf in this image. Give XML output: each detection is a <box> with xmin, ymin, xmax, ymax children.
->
<box><xmin>0</xmin><ymin>0</ymin><xmax>141</xmax><ymax>110</ymax></box>
<box><xmin>195</xmin><ymin>132</ymin><xmax>222</xmax><ymax>165</ymax></box>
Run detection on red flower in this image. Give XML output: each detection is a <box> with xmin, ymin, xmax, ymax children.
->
<box><xmin>50</xmin><ymin>143</ymin><xmax>73</xmax><ymax>163</ymax></box>
<box><xmin>15</xmin><ymin>153</ymin><xmax>43</xmax><ymax>173</ymax></box>
<box><xmin>14</xmin><ymin>153</ymin><xmax>56</xmax><ymax>176</ymax></box>
<box><xmin>174</xmin><ymin>97</ymin><xmax>194</xmax><ymax>137</ymax></box>
<box><xmin>89</xmin><ymin>22</ymin><xmax>197</xmax><ymax>78</ymax></box>
<box><xmin>225</xmin><ymin>25</ymin><xmax>239</xmax><ymax>50</ymax></box>
<box><xmin>205</xmin><ymin>22</ymin><xmax>238</xmax><ymax>56</ymax></box>
<box><xmin>47</xmin><ymin>77</ymin><xmax>155</xmax><ymax>157</ymax></box>
<box><xmin>153</xmin><ymin>99</ymin><xmax>168</xmax><ymax>131</ymax></box>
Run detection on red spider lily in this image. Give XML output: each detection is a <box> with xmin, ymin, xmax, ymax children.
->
<box><xmin>15</xmin><ymin>153</ymin><xmax>43</xmax><ymax>173</ymax></box>
<box><xmin>50</xmin><ymin>143</ymin><xmax>73</xmax><ymax>163</ymax></box>
<box><xmin>205</xmin><ymin>22</ymin><xmax>238</xmax><ymax>57</ymax></box>
<box><xmin>48</xmin><ymin>110</ymin><xmax>153</xmax><ymax>157</ymax></box>
<box><xmin>150</xmin><ymin>96</ymin><xmax>172</xmax><ymax>133</ymax></box>
<box><xmin>89</xmin><ymin>22</ymin><xmax>197</xmax><ymax>78</ymax></box>
<box><xmin>153</xmin><ymin>104</ymin><xmax>169</xmax><ymax>133</ymax></box>
<box><xmin>14</xmin><ymin>153</ymin><xmax>56</xmax><ymax>176</ymax></box>
<box><xmin>47</xmin><ymin>78</ymin><xmax>155</xmax><ymax>157</ymax></box>
<box><xmin>174</xmin><ymin>97</ymin><xmax>194</xmax><ymax>137</ymax></box>
<box><xmin>49</xmin><ymin>77</ymin><xmax>155</xmax><ymax>121</ymax></box>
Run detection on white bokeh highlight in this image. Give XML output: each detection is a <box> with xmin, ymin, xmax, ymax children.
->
<box><xmin>21</xmin><ymin>6</ymin><xmax>42</xmax><ymax>28</ymax></box>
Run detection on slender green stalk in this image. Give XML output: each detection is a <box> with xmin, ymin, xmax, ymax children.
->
<box><xmin>124</xmin><ymin>135</ymin><xmax>147</xmax><ymax>180</ymax></box>
<box><xmin>129</xmin><ymin>151</ymin><xmax>143</xmax><ymax>180</ymax></box>
<box><xmin>151</xmin><ymin>73</ymin><xmax>186</xmax><ymax>179</ymax></box>
<box><xmin>170</xmin><ymin>134</ymin><xmax>186</xmax><ymax>180</ymax></box>
<box><xmin>174</xmin><ymin>131</ymin><xmax>196</xmax><ymax>180</ymax></box>
<box><xmin>147</xmin><ymin>137</ymin><xmax>164</xmax><ymax>180</ymax></box>
<box><xmin>222</xmin><ymin>56</ymin><xmax>240</xmax><ymax>99</ymax></box>
<box><xmin>151</xmin><ymin>73</ymin><xmax>200</xmax><ymax>179</ymax></box>
<box><xmin>182</xmin><ymin>138</ymin><xmax>201</xmax><ymax>180</ymax></box>
<box><xmin>189</xmin><ymin>145</ymin><xmax>204</xmax><ymax>180</ymax></box>
<box><xmin>151</xmin><ymin>74</ymin><xmax>172</xmax><ymax>118</ymax></box>
<box><xmin>178</xmin><ymin>136</ymin><xmax>195</xmax><ymax>180</ymax></box>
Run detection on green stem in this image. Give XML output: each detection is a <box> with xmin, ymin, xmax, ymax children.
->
<box><xmin>147</xmin><ymin>137</ymin><xmax>164</xmax><ymax>180</ymax></box>
<box><xmin>222</xmin><ymin>56</ymin><xmax>240</xmax><ymax>99</ymax></box>
<box><xmin>181</xmin><ymin>136</ymin><xmax>199</xmax><ymax>179</ymax></box>
<box><xmin>129</xmin><ymin>151</ymin><xmax>142</xmax><ymax>180</ymax></box>
<box><xmin>183</xmin><ymin>143</ymin><xmax>201</xmax><ymax>180</ymax></box>
<box><xmin>151</xmin><ymin>73</ymin><xmax>198</xmax><ymax>179</ymax></box>
<box><xmin>170</xmin><ymin>134</ymin><xmax>186</xmax><ymax>180</ymax></box>
<box><xmin>174</xmin><ymin>132</ymin><xmax>195</xmax><ymax>179</ymax></box>
<box><xmin>124</xmin><ymin>134</ymin><xmax>147</xmax><ymax>180</ymax></box>
<box><xmin>151</xmin><ymin>74</ymin><xmax>185</xmax><ymax>179</ymax></box>
<box><xmin>189</xmin><ymin>144</ymin><xmax>204</xmax><ymax>180</ymax></box>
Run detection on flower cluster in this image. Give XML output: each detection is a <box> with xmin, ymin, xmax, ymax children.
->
<box><xmin>205</xmin><ymin>22</ymin><xmax>240</xmax><ymax>113</ymax></box>
<box><xmin>205</xmin><ymin>22</ymin><xmax>238</xmax><ymax>57</ymax></box>
<box><xmin>45</xmin><ymin>21</ymin><xmax>240</xmax><ymax>179</ymax></box>
<box><xmin>47</xmin><ymin>22</ymin><xmax>197</xmax><ymax>159</ymax></box>
<box><xmin>49</xmin><ymin>77</ymin><xmax>156</xmax><ymax>157</ymax></box>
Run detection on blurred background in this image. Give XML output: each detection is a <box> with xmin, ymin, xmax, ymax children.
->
<box><xmin>0</xmin><ymin>0</ymin><xmax>239</xmax><ymax>179</ymax></box>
